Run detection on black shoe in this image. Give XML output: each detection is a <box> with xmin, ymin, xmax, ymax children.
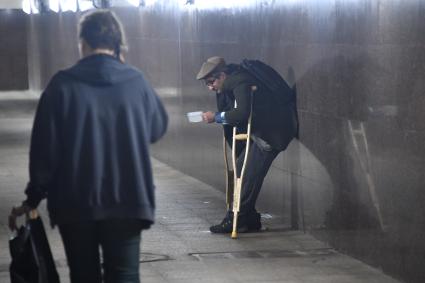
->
<box><xmin>245</xmin><ymin>212</ymin><xmax>262</xmax><ymax>232</ymax></box>
<box><xmin>209</xmin><ymin>213</ymin><xmax>262</xmax><ymax>234</ymax></box>
<box><xmin>209</xmin><ymin>217</ymin><xmax>233</xmax><ymax>233</ymax></box>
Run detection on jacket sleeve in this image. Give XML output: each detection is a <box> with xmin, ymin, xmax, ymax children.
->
<box><xmin>145</xmin><ymin>85</ymin><xmax>168</xmax><ymax>143</ymax></box>
<box><xmin>223</xmin><ymin>83</ymin><xmax>252</xmax><ymax>126</ymax></box>
<box><xmin>25</xmin><ymin>78</ymin><xmax>62</xmax><ymax>208</ymax></box>
<box><xmin>216</xmin><ymin>91</ymin><xmax>234</xmax><ymax>112</ymax></box>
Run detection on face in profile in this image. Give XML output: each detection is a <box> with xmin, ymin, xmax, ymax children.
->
<box><xmin>204</xmin><ymin>73</ymin><xmax>226</xmax><ymax>92</ymax></box>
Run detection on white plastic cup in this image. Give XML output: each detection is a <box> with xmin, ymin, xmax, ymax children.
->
<box><xmin>187</xmin><ymin>111</ymin><xmax>203</xmax><ymax>123</ymax></box>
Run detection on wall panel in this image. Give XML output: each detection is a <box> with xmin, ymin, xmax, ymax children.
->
<box><xmin>26</xmin><ymin>1</ymin><xmax>425</xmax><ymax>282</ymax></box>
<box><xmin>0</xmin><ymin>10</ymin><xmax>28</xmax><ymax>90</ymax></box>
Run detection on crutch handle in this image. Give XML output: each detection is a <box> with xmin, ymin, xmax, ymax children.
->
<box><xmin>234</xmin><ymin>134</ymin><xmax>249</xmax><ymax>140</ymax></box>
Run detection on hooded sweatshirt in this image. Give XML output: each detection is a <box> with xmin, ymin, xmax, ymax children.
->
<box><xmin>25</xmin><ymin>54</ymin><xmax>168</xmax><ymax>226</ymax></box>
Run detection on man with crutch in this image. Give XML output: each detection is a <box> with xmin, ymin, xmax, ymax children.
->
<box><xmin>196</xmin><ymin>56</ymin><xmax>298</xmax><ymax>236</ymax></box>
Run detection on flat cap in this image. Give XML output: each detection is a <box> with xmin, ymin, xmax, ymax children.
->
<box><xmin>196</xmin><ymin>56</ymin><xmax>226</xmax><ymax>80</ymax></box>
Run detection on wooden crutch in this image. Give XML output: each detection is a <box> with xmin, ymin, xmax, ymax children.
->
<box><xmin>223</xmin><ymin>135</ymin><xmax>234</xmax><ymax>211</ymax></box>
<box><xmin>231</xmin><ymin>86</ymin><xmax>256</xmax><ymax>239</ymax></box>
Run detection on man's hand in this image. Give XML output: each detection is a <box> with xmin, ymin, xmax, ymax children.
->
<box><xmin>8</xmin><ymin>203</ymin><xmax>31</xmax><ymax>231</ymax></box>
<box><xmin>202</xmin><ymin>111</ymin><xmax>215</xmax><ymax>123</ymax></box>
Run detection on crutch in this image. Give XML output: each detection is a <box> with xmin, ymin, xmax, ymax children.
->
<box><xmin>223</xmin><ymin>135</ymin><xmax>234</xmax><ymax>211</ymax></box>
<box><xmin>231</xmin><ymin>86</ymin><xmax>256</xmax><ymax>239</ymax></box>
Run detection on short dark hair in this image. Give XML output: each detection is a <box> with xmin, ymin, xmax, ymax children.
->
<box><xmin>79</xmin><ymin>10</ymin><xmax>126</xmax><ymax>57</ymax></box>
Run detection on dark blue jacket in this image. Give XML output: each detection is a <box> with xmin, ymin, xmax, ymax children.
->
<box><xmin>25</xmin><ymin>54</ymin><xmax>168</xmax><ymax>226</ymax></box>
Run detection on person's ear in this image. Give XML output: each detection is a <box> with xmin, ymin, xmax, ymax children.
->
<box><xmin>79</xmin><ymin>39</ymin><xmax>92</xmax><ymax>57</ymax></box>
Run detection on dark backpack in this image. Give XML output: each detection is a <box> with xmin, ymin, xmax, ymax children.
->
<box><xmin>240</xmin><ymin>59</ymin><xmax>295</xmax><ymax>105</ymax></box>
<box><xmin>240</xmin><ymin>59</ymin><xmax>299</xmax><ymax>141</ymax></box>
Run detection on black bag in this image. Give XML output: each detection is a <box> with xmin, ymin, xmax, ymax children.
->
<box><xmin>240</xmin><ymin>59</ymin><xmax>295</xmax><ymax>105</ymax></box>
<box><xmin>9</xmin><ymin>215</ymin><xmax>60</xmax><ymax>283</ymax></box>
<box><xmin>241</xmin><ymin>59</ymin><xmax>299</xmax><ymax>142</ymax></box>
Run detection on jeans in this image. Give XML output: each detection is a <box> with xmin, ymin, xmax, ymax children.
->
<box><xmin>58</xmin><ymin>219</ymin><xmax>145</xmax><ymax>283</ymax></box>
<box><xmin>236</xmin><ymin>141</ymin><xmax>279</xmax><ymax>216</ymax></box>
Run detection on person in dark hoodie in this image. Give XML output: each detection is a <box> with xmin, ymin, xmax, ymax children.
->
<box><xmin>8</xmin><ymin>10</ymin><xmax>168</xmax><ymax>283</ymax></box>
<box><xmin>196</xmin><ymin>56</ymin><xmax>297</xmax><ymax>234</ymax></box>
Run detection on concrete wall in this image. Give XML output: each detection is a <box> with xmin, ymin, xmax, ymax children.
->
<box><xmin>25</xmin><ymin>1</ymin><xmax>425</xmax><ymax>282</ymax></box>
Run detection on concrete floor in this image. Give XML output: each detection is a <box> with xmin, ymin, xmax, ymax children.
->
<box><xmin>0</xmin><ymin>92</ymin><xmax>401</xmax><ymax>283</ymax></box>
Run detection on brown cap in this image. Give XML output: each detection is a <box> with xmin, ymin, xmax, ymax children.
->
<box><xmin>196</xmin><ymin>56</ymin><xmax>226</xmax><ymax>80</ymax></box>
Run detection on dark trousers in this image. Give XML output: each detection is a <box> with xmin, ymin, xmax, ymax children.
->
<box><xmin>236</xmin><ymin>141</ymin><xmax>279</xmax><ymax>216</ymax></box>
<box><xmin>58</xmin><ymin>219</ymin><xmax>144</xmax><ymax>283</ymax></box>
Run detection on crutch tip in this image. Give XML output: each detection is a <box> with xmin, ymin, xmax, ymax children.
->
<box><xmin>231</xmin><ymin>231</ymin><xmax>238</xmax><ymax>239</ymax></box>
